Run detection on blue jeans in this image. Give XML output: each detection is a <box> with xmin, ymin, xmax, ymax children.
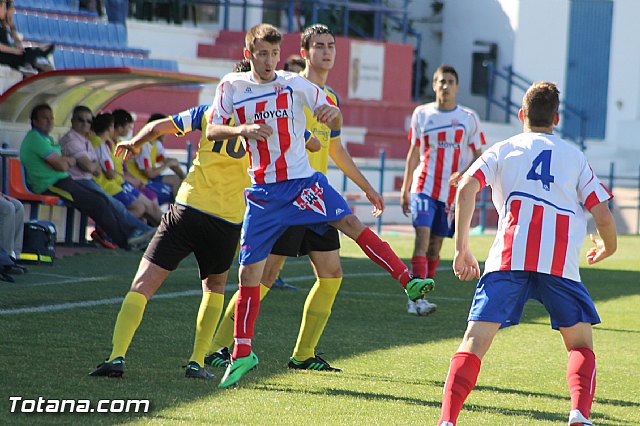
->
<box><xmin>77</xmin><ymin>179</ymin><xmax>152</xmax><ymax>234</ymax></box>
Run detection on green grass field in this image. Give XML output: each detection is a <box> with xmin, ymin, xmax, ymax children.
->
<box><xmin>1</xmin><ymin>234</ymin><xmax>639</xmax><ymax>425</ymax></box>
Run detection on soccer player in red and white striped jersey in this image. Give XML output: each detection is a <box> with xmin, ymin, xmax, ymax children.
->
<box><xmin>401</xmin><ymin>64</ymin><xmax>486</xmax><ymax>316</ymax></box>
<box><xmin>438</xmin><ymin>82</ymin><xmax>617</xmax><ymax>426</ymax></box>
<box><xmin>207</xmin><ymin>23</ymin><xmax>435</xmax><ymax>389</ymax></box>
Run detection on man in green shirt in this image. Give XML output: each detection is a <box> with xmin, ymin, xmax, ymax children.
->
<box><xmin>19</xmin><ymin>103</ymin><xmax>150</xmax><ymax>250</ymax></box>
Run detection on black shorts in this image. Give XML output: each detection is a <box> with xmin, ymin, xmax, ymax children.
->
<box><xmin>144</xmin><ymin>204</ymin><xmax>241</xmax><ymax>278</ymax></box>
<box><xmin>270</xmin><ymin>225</ymin><xmax>340</xmax><ymax>257</ymax></box>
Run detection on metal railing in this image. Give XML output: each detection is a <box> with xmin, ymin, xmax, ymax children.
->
<box><xmin>484</xmin><ymin>62</ymin><xmax>587</xmax><ymax>151</ymax></box>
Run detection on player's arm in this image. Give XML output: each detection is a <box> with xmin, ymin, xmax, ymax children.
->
<box><xmin>453</xmin><ymin>175</ymin><xmax>481</xmax><ymax>281</ymax></box>
<box><xmin>116</xmin><ymin>119</ymin><xmax>176</xmax><ymax>160</ymax></box>
<box><xmin>313</xmin><ymin>105</ymin><xmax>342</xmax><ymax>131</ymax></box>
<box><xmin>206</xmin><ymin>123</ymin><xmax>272</xmax><ymax>142</ymax></box>
<box><xmin>329</xmin><ymin>138</ymin><xmax>384</xmax><ymax>217</ymax></box>
<box><xmin>449</xmin><ymin>148</ymin><xmax>483</xmax><ymax>187</ymax></box>
<box><xmin>586</xmin><ymin>202</ymin><xmax>617</xmax><ymax>265</ymax></box>
<box><xmin>305</xmin><ymin>133</ymin><xmax>321</xmax><ymax>152</ymax></box>
<box><xmin>400</xmin><ymin>144</ymin><xmax>420</xmax><ymax>216</ymax></box>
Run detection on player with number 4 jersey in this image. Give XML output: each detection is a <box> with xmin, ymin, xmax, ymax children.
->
<box><xmin>438</xmin><ymin>82</ymin><xmax>617</xmax><ymax>426</ymax></box>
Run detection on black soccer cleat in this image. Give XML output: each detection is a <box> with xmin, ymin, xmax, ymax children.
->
<box><xmin>288</xmin><ymin>353</ymin><xmax>342</xmax><ymax>372</ymax></box>
<box><xmin>204</xmin><ymin>347</ymin><xmax>231</xmax><ymax>368</ymax></box>
<box><xmin>89</xmin><ymin>356</ymin><xmax>125</xmax><ymax>377</ymax></box>
<box><xmin>185</xmin><ymin>361</ymin><xmax>214</xmax><ymax>380</ymax></box>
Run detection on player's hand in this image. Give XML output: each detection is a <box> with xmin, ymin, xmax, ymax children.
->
<box><xmin>453</xmin><ymin>249</ymin><xmax>480</xmax><ymax>281</ymax></box>
<box><xmin>401</xmin><ymin>192</ymin><xmax>411</xmax><ymax>217</ymax></box>
<box><xmin>365</xmin><ymin>189</ymin><xmax>384</xmax><ymax>217</ymax></box>
<box><xmin>313</xmin><ymin>105</ymin><xmax>340</xmax><ymax>125</ymax></box>
<box><xmin>586</xmin><ymin>233</ymin><xmax>611</xmax><ymax>265</ymax></box>
<box><xmin>115</xmin><ymin>140</ymin><xmax>140</xmax><ymax>160</ymax></box>
<box><xmin>240</xmin><ymin>123</ymin><xmax>273</xmax><ymax>141</ymax></box>
<box><xmin>449</xmin><ymin>172</ymin><xmax>461</xmax><ymax>187</ymax></box>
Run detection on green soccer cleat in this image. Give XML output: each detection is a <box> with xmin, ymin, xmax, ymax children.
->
<box><xmin>288</xmin><ymin>354</ymin><xmax>341</xmax><ymax>372</ymax></box>
<box><xmin>185</xmin><ymin>361</ymin><xmax>214</xmax><ymax>380</ymax></box>
<box><xmin>204</xmin><ymin>347</ymin><xmax>230</xmax><ymax>368</ymax></box>
<box><xmin>218</xmin><ymin>352</ymin><xmax>259</xmax><ymax>389</ymax></box>
<box><xmin>405</xmin><ymin>277</ymin><xmax>435</xmax><ymax>301</ymax></box>
<box><xmin>89</xmin><ymin>356</ymin><xmax>125</xmax><ymax>377</ymax></box>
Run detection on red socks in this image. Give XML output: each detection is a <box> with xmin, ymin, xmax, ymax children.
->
<box><xmin>567</xmin><ymin>347</ymin><xmax>596</xmax><ymax>418</ymax></box>
<box><xmin>427</xmin><ymin>257</ymin><xmax>440</xmax><ymax>279</ymax></box>
<box><xmin>232</xmin><ymin>285</ymin><xmax>261</xmax><ymax>359</ymax></box>
<box><xmin>356</xmin><ymin>228</ymin><xmax>410</xmax><ymax>286</ymax></box>
<box><xmin>411</xmin><ymin>256</ymin><xmax>427</xmax><ymax>279</ymax></box>
<box><xmin>439</xmin><ymin>352</ymin><xmax>482</xmax><ymax>425</ymax></box>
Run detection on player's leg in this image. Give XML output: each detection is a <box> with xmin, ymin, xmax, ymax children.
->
<box><xmin>427</xmin><ymin>235</ymin><xmax>444</xmax><ymax>278</ymax></box>
<box><xmin>290</xmin><ymin>228</ymin><xmax>343</xmax><ymax>371</ymax></box>
<box><xmin>206</xmin><ymin>256</ymin><xmax>277</xmax><ymax>366</ymax></box>
<box><xmin>439</xmin><ymin>321</ymin><xmax>500</xmax><ymax>426</ymax></box>
<box><xmin>439</xmin><ymin>271</ymin><xmax>532</xmax><ymax>425</ymax></box>
<box><xmin>89</xmin><ymin>204</ymin><xmax>201</xmax><ymax>377</ymax></box>
<box><xmin>536</xmin><ymin>274</ymin><xmax>599</xmax><ymax>425</ymax></box>
<box><xmin>218</xmin><ymin>259</ymin><xmax>266</xmax><ymax>388</ymax></box>
<box><xmin>89</xmin><ymin>258</ymin><xmax>170</xmax><ymax>377</ymax></box>
<box><xmin>185</xmin><ymin>272</ymin><xmax>227</xmax><ymax>380</ymax></box>
<box><xmin>560</xmin><ymin>323</ymin><xmax>596</xmax><ymax>426</ymax></box>
<box><xmin>331</xmin><ymin>213</ymin><xmax>433</xmax><ymax>300</ymax></box>
<box><xmin>411</xmin><ymin>225</ymin><xmax>430</xmax><ymax>278</ymax></box>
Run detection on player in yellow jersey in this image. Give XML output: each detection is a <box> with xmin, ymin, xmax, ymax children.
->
<box><xmin>205</xmin><ymin>24</ymin><xmax>384</xmax><ymax>372</ymax></box>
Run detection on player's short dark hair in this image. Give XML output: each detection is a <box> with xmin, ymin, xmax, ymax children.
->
<box><xmin>284</xmin><ymin>54</ymin><xmax>305</xmax><ymax>72</ymax></box>
<box><xmin>232</xmin><ymin>59</ymin><xmax>251</xmax><ymax>72</ymax></box>
<box><xmin>433</xmin><ymin>64</ymin><xmax>459</xmax><ymax>84</ymax></box>
<box><xmin>301</xmin><ymin>24</ymin><xmax>334</xmax><ymax>50</ymax></box>
<box><xmin>71</xmin><ymin>105</ymin><xmax>92</xmax><ymax>119</ymax></box>
<box><xmin>147</xmin><ymin>113</ymin><xmax>166</xmax><ymax>123</ymax></box>
<box><xmin>112</xmin><ymin>109</ymin><xmax>133</xmax><ymax>128</ymax></box>
<box><xmin>92</xmin><ymin>112</ymin><xmax>114</xmax><ymax>134</ymax></box>
<box><xmin>30</xmin><ymin>103</ymin><xmax>52</xmax><ymax>122</ymax></box>
<box><xmin>245</xmin><ymin>23</ymin><xmax>282</xmax><ymax>53</ymax></box>
<box><xmin>523</xmin><ymin>81</ymin><xmax>560</xmax><ymax>127</ymax></box>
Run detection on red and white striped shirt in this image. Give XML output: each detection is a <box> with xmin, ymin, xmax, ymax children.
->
<box><xmin>466</xmin><ymin>132</ymin><xmax>613</xmax><ymax>282</ymax></box>
<box><xmin>210</xmin><ymin>71</ymin><xmax>333</xmax><ymax>184</ymax></box>
<box><xmin>409</xmin><ymin>103</ymin><xmax>486</xmax><ymax>205</ymax></box>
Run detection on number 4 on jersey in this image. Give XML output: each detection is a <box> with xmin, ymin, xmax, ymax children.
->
<box><xmin>527</xmin><ymin>149</ymin><xmax>554</xmax><ymax>191</ymax></box>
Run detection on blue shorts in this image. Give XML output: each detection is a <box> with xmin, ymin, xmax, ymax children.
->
<box><xmin>240</xmin><ymin>172</ymin><xmax>352</xmax><ymax>265</ymax></box>
<box><xmin>410</xmin><ymin>193</ymin><xmax>454</xmax><ymax>237</ymax></box>
<box><xmin>468</xmin><ymin>270</ymin><xmax>601</xmax><ymax>330</ymax></box>
<box><xmin>145</xmin><ymin>177</ymin><xmax>173</xmax><ymax>205</ymax></box>
<box><xmin>113</xmin><ymin>181</ymin><xmax>142</xmax><ymax>207</ymax></box>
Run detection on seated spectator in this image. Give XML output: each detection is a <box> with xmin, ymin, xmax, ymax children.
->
<box><xmin>59</xmin><ymin>105</ymin><xmax>156</xmax><ymax>247</ymax></box>
<box><xmin>284</xmin><ymin>54</ymin><xmax>305</xmax><ymax>73</ymax></box>
<box><xmin>90</xmin><ymin>112</ymin><xmax>162</xmax><ymax>226</ymax></box>
<box><xmin>0</xmin><ymin>0</ymin><xmax>54</xmax><ymax>75</ymax></box>
<box><xmin>0</xmin><ymin>194</ymin><xmax>26</xmax><ymax>273</ymax></box>
<box><xmin>114</xmin><ymin>109</ymin><xmax>184</xmax><ymax>205</ymax></box>
<box><xmin>19</xmin><ymin>103</ymin><xmax>152</xmax><ymax>250</ymax></box>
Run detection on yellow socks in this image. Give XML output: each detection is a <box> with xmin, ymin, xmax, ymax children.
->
<box><xmin>292</xmin><ymin>277</ymin><xmax>342</xmax><ymax>361</ymax></box>
<box><xmin>188</xmin><ymin>292</ymin><xmax>224</xmax><ymax>366</ymax></box>
<box><xmin>208</xmin><ymin>283</ymin><xmax>270</xmax><ymax>354</ymax></box>
<box><xmin>109</xmin><ymin>291</ymin><xmax>147</xmax><ymax>361</ymax></box>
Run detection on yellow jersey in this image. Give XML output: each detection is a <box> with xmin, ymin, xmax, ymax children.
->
<box><xmin>305</xmin><ymin>84</ymin><xmax>341</xmax><ymax>174</ymax></box>
<box><xmin>90</xmin><ymin>134</ymin><xmax>126</xmax><ymax>196</ymax></box>
<box><xmin>172</xmin><ymin>105</ymin><xmax>251</xmax><ymax>224</ymax></box>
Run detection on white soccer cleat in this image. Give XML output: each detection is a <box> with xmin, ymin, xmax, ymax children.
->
<box><xmin>407</xmin><ymin>299</ymin><xmax>418</xmax><ymax>315</ymax></box>
<box><xmin>416</xmin><ymin>298</ymin><xmax>437</xmax><ymax>316</ymax></box>
<box><xmin>438</xmin><ymin>422</ymin><xmax>454</xmax><ymax>426</ymax></box>
<box><xmin>568</xmin><ymin>409</ymin><xmax>593</xmax><ymax>425</ymax></box>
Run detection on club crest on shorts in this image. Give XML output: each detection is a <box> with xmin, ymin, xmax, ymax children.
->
<box><xmin>293</xmin><ymin>183</ymin><xmax>326</xmax><ymax>215</ymax></box>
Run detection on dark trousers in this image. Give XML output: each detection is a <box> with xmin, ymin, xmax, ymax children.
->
<box><xmin>49</xmin><ymin>177</ymin><xmax>133</xmax><ymax>248</ymax></box>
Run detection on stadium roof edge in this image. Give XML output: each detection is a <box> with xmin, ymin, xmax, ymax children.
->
<box><xmin>0</xmin><ymin>68</ymin><xmax>217</xmax><ymax>127</ymax></box>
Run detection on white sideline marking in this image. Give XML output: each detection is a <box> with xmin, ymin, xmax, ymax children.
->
<box><xmin>1</xmin><ymin>268</ymin><xmax>464</xmax><ymax>316</ymax></box>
